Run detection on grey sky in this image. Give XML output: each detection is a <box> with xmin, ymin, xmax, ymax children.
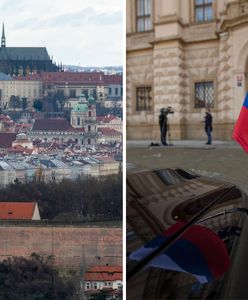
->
<box><xmin>0</xmin><ymin>0</ymin><xmax>123</xmax><ymax>66</ymax></box>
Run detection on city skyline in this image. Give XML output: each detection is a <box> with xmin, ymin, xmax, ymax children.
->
<box><xmin>0</xmin><ymin>0</ymin><xmax>123</xmax><ymax>67</ymax></box>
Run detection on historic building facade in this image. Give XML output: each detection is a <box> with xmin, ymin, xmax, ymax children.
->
<box><xmin>0</xmin><ymin>74</ymin><xmax>42</xmax><ymax>110</ymax></box>
<box><xmin>41</xmin><ymin>72</ymin><xmax>123</xmax><ymax>103</ymax></box>
<box><xmin>127</xmin><ymin>0</ymin><xmax>248</xmax><ymax>140</ymax></box>
<box><xmin>0</xmin><ymin>72</ymin><xmax>123</xmax><ymax>111</ymax></box>
<box><xmin>30</xmin><ymin>95</ymin><xmax>97</xmax><ymax>145</ymax></box>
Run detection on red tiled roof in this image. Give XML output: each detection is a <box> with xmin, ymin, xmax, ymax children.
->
<box><xmin>41</xmin><ymin>72</ymin><xmax>105</xmax><ymax>84</ymax></box>
<box><xmin>103</xmin><ymin>74</ymin><xmax>122</xmax><ymax>84</ymax></box>
<box><xmin>8</xmin><ymin>145</ymin><xmax>33</xmax><ymax>155</ymax></box>
<box><xmin>32</xmin><ymin>119</ymin><xmax>72</xmax><ymax>131</ymax></box>
<box><xmin>0</xmin><ymin>133</ymin><xmax>17</xmax><ymax>148</ymax></box>
<box><xmin>0</xmin><ymin>114</ymin><xmax>12</xmax><ymax>121</ymax></box>
<box><xmin>0</xmin><ymin>202</ymin><xmax>36</xmax><ymax>220</ymax></box>
<box><xmin>15</xmin><ymin>124</ymin><xmax>32</xmax><ymax>128</ymax></box>
<box><xmin>15</xmin><ymin>74</ymin><xmax>42</xmax><ymax>81</ymax></box>
<box><xmin>97</xmin><ymin>115</ymin><xmax>117</xmax><ymax>123</ymax></box>
<box><xmin>14</xmin><ymin>72</ymin><xmax>122</xmax><ymax>85</ymax></box>
<box><xmin>85</xmin><ymin>266</ymin><xmax>122</xmax><ymax>281</ymax></box>
<box><xmin>98</xmin><ymin>128</ymin><xmax>122</xmax><ymax>136</ymax></box>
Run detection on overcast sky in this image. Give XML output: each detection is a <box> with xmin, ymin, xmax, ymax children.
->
<box><xmin>0</xmin><ymin>0</ymin><xmax>123</xmax><ymax>66</ymax></box>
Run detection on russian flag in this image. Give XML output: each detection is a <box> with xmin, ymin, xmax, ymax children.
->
<box><xmin>129</xmin><ymin>221</ymin><xmax>230</xmax><ymax>283</ymax></box>
<box><xmin>233</xmin><ymin>93</ymin><xmax>248</xmax><ymax>152</ymax></box>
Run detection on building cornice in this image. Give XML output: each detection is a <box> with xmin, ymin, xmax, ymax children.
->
<box><xmin>126</xmin><ymin>45</ymin><xmax>153</xmax><ymax>53</ymax></box>
<box><xmin>220</xmin><ymin>14</ymin><xmax>248</xmax><ymax>32</ymax></box>
<box><xmin>126</xmin><ymin>30</ymin><xmax>154</xmax><ymax>38</ymax></box>
<box><xmin>150</xmin><ymin>34</ymin><xmax>218</xmax><ymax>46</ymax></box>
<box><xmin>154</xmin><ymin>14</ymin><xmax>184</xmax><ymax>27</ymax></box>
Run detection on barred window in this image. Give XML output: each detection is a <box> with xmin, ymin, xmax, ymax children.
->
<box><xmin>137</xmin><ymin>0</ymin><xmax>152</xmax><ymax>32</ymax></box>
<box><xmin>195</xmin><ymin>0</ymin><xmax>213</xmax><ymax>22</ymax></box>
<box><xmin>136</xmin><ymin>86</ymin><xmax>152</xmax><ymax>111</ymax></box>
<box><xmin>195</xmin><ymin>81</ymin><xmax>214</xmax><ymax>108</ymax></box>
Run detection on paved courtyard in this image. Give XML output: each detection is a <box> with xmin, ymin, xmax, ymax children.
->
<box><xmin>127</xmin><ymin>140</ymin><xmax>248</xmax><ymax>195</ymax></box>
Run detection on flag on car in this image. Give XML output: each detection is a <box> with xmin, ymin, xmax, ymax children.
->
<box><xmin>129</xmin><ymin>221</ymin><xmax>230</xmax><ymax>283</ymax></box>
<box><xmin>233</xmin><ymin>93</ymin><xmax>248</xmax><ymax>152</ymax></box>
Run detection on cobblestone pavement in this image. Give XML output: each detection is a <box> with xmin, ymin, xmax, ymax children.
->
<box><xmin>127</xmin><ymin>141</ymin><xmax>248</xmax><ymax>195</ymax></box>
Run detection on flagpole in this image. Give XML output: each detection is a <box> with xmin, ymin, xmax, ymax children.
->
<box><xmin>127</xmin><ymin>185</ymin><xmax>236</xmax><ymax>281</ymax></box>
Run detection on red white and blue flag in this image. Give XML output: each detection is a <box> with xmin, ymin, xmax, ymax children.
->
<box><xmin>129</xmin><ymin>221</ymin><xmax>230</xmax><ymax>283</ymax></box>
<box><xmin>233</xmin><ymin>93</ymin><xmax>248</xmax><ymax>152</ymax></box>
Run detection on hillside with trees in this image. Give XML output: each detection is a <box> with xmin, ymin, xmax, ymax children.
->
<box><xmin>0</xmin><ymin>253</ymin><xmax>77</xmax><ymax>300</ymax></box>
<box><xmin>0</xmin><ymin>174</ymin><xmax>122</xmax><ymax>222</ymax></box>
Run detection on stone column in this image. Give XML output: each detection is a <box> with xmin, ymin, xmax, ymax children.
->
<box><xmin>217</xmin><ymin>31</ymin><xmax>234</xmax><ymax>139</ymax></box>
<box><xmin>152</xmin><ymin>40</ymin><xmax>186</xmax><ymax>140</ymax></box>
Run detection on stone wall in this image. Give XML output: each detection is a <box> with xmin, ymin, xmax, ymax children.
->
<box><xmin>0</xmin><ymin>223</ymin><xmax>122</xmax><ymax>270</ymax></box>
<box><xmin>126</xmin><ymin>50</ymin><xmax>154</xmax><ymax>140</ymax></box>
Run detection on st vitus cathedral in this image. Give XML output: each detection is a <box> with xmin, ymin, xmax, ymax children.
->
<box><xmin>0</xmin><ymin>23</ymin><xmax>63</xmax><ymax>76</ymax></box>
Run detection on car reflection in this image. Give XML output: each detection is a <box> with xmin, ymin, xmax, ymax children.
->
<box><xmin>127</xmin><ymin>168</ymin><xmax>248</xmax><ymax>300</ymax></box>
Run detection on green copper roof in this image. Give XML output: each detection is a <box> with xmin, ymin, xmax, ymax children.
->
<box><xmin>72</xmin><ymin>102</ymin><xmax>88</xmax><ymax>112</ymax></box>
<box><xmin>88</xmin><ymin>95</ymin><xmax>95</xmax><ymax>105</ymax></box>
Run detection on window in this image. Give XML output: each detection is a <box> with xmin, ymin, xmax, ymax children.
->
<box><xmin>136</xmin><ymin>0</ymin><xmax>152</xmax><ymax>32</ymax></box>
<box><xmin>89</xmin><ymin>111</ymin><xmax>92</xmax><ymax>117</ymax></box>
<box><xmin>94</xmin><ymin>283</ymin><xmax>97</xmax><ymax>289</ymax></box>
<box><xmin>136</xmin><ymin>86</ymin><xmax>152</xmax><ymax>111</ymax></box>
<box><xmin>77</xmin><ymin>117</ymin><xmax>80</xmax><ymax>126</ymax></box>
<box><xmin>93</xmin><ymin>89</ymin><xmax>97</xmax><ymax>98</ymax></box>
<box><xmin>115</xmin><ymin>87</ymin><xmax>118</xmax><ymax>95</ymax></box>
<box><xmin>195</xmin><ymin>81</ymin><xmax>214</xmax><ymax>108</ymax></box>
<box><xmin>83</xmin><ymin>89</ymin><xmax>89</xmax><ymax>98</ymax></box>
<box><xmin>57</xmin><ymin>89</ymin><xmax>64</xmax><ymax>97</ymax></box>
<box><xmin>109</xmin><ymin>87</ymin><xmax>112</xmax><ymax>95</ymax></box>
<box><xmin>86</xmin><ymin>282</ymin><xmax>90</xmax><ymax>290</ymax></box>
<box><xmin>69</xmin><ymin>89</ymin><xmax>76</xmax><ymax>98</ymax></box>
<box><xmin>88</xmin><ymin>125</ymin><xmax>91</xmax><ymax>132</ymax></box>
<box><xmin>195</xmin><ymin>0</ymin><xmax>213</xmax><ymax>22</ymax></box>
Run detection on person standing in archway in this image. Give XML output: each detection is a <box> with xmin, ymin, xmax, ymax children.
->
<box><xmin>205</xmin><ymin>109</ymin><xmax>213</xmax><ymax>145</ymax></box>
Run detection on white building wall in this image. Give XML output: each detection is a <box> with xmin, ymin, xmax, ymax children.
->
<box><xmin>0</xmin><ymin>79</ymin><xmax>42</xmax><ymax>110</ymax></box>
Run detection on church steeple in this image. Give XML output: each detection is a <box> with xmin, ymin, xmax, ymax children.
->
<box><xmin>1</xmin><ymin>23</ymin><xmax>6</xmax><ymax>48</ymax></box>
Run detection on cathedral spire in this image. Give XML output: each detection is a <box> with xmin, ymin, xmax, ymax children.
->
<box><xmin>1</xmin><ymin>22</ymin><xmax>6</xmax><ymax>48</ymax></box>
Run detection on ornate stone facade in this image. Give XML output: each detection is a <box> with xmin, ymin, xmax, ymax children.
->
<box><xmin>127</xmin><ymin>0</ymin><xmax>248</xmax><ymax>140</ymax></box>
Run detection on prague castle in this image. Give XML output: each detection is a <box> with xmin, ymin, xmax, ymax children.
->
<box><xmin>0</xmin><ymin>23</ymin><xmax>61</xmax><ymax>76</ymax></box>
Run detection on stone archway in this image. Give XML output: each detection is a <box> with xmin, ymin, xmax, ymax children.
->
<box><xmin>237</xmin><ymin>39</ymin><xmax>248</xmax><ymax>73</ymax></box>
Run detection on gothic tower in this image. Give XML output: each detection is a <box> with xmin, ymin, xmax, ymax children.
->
<box><xmin>1</xmin><ymin>23</ymin><xmax>6</xmax><ymax>48</ymax></box>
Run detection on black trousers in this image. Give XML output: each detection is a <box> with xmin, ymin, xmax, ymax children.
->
<box><xmin>160</xmin><ymin>127</ymin><xmax>167</xmax><ymax>145</ymax></box>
